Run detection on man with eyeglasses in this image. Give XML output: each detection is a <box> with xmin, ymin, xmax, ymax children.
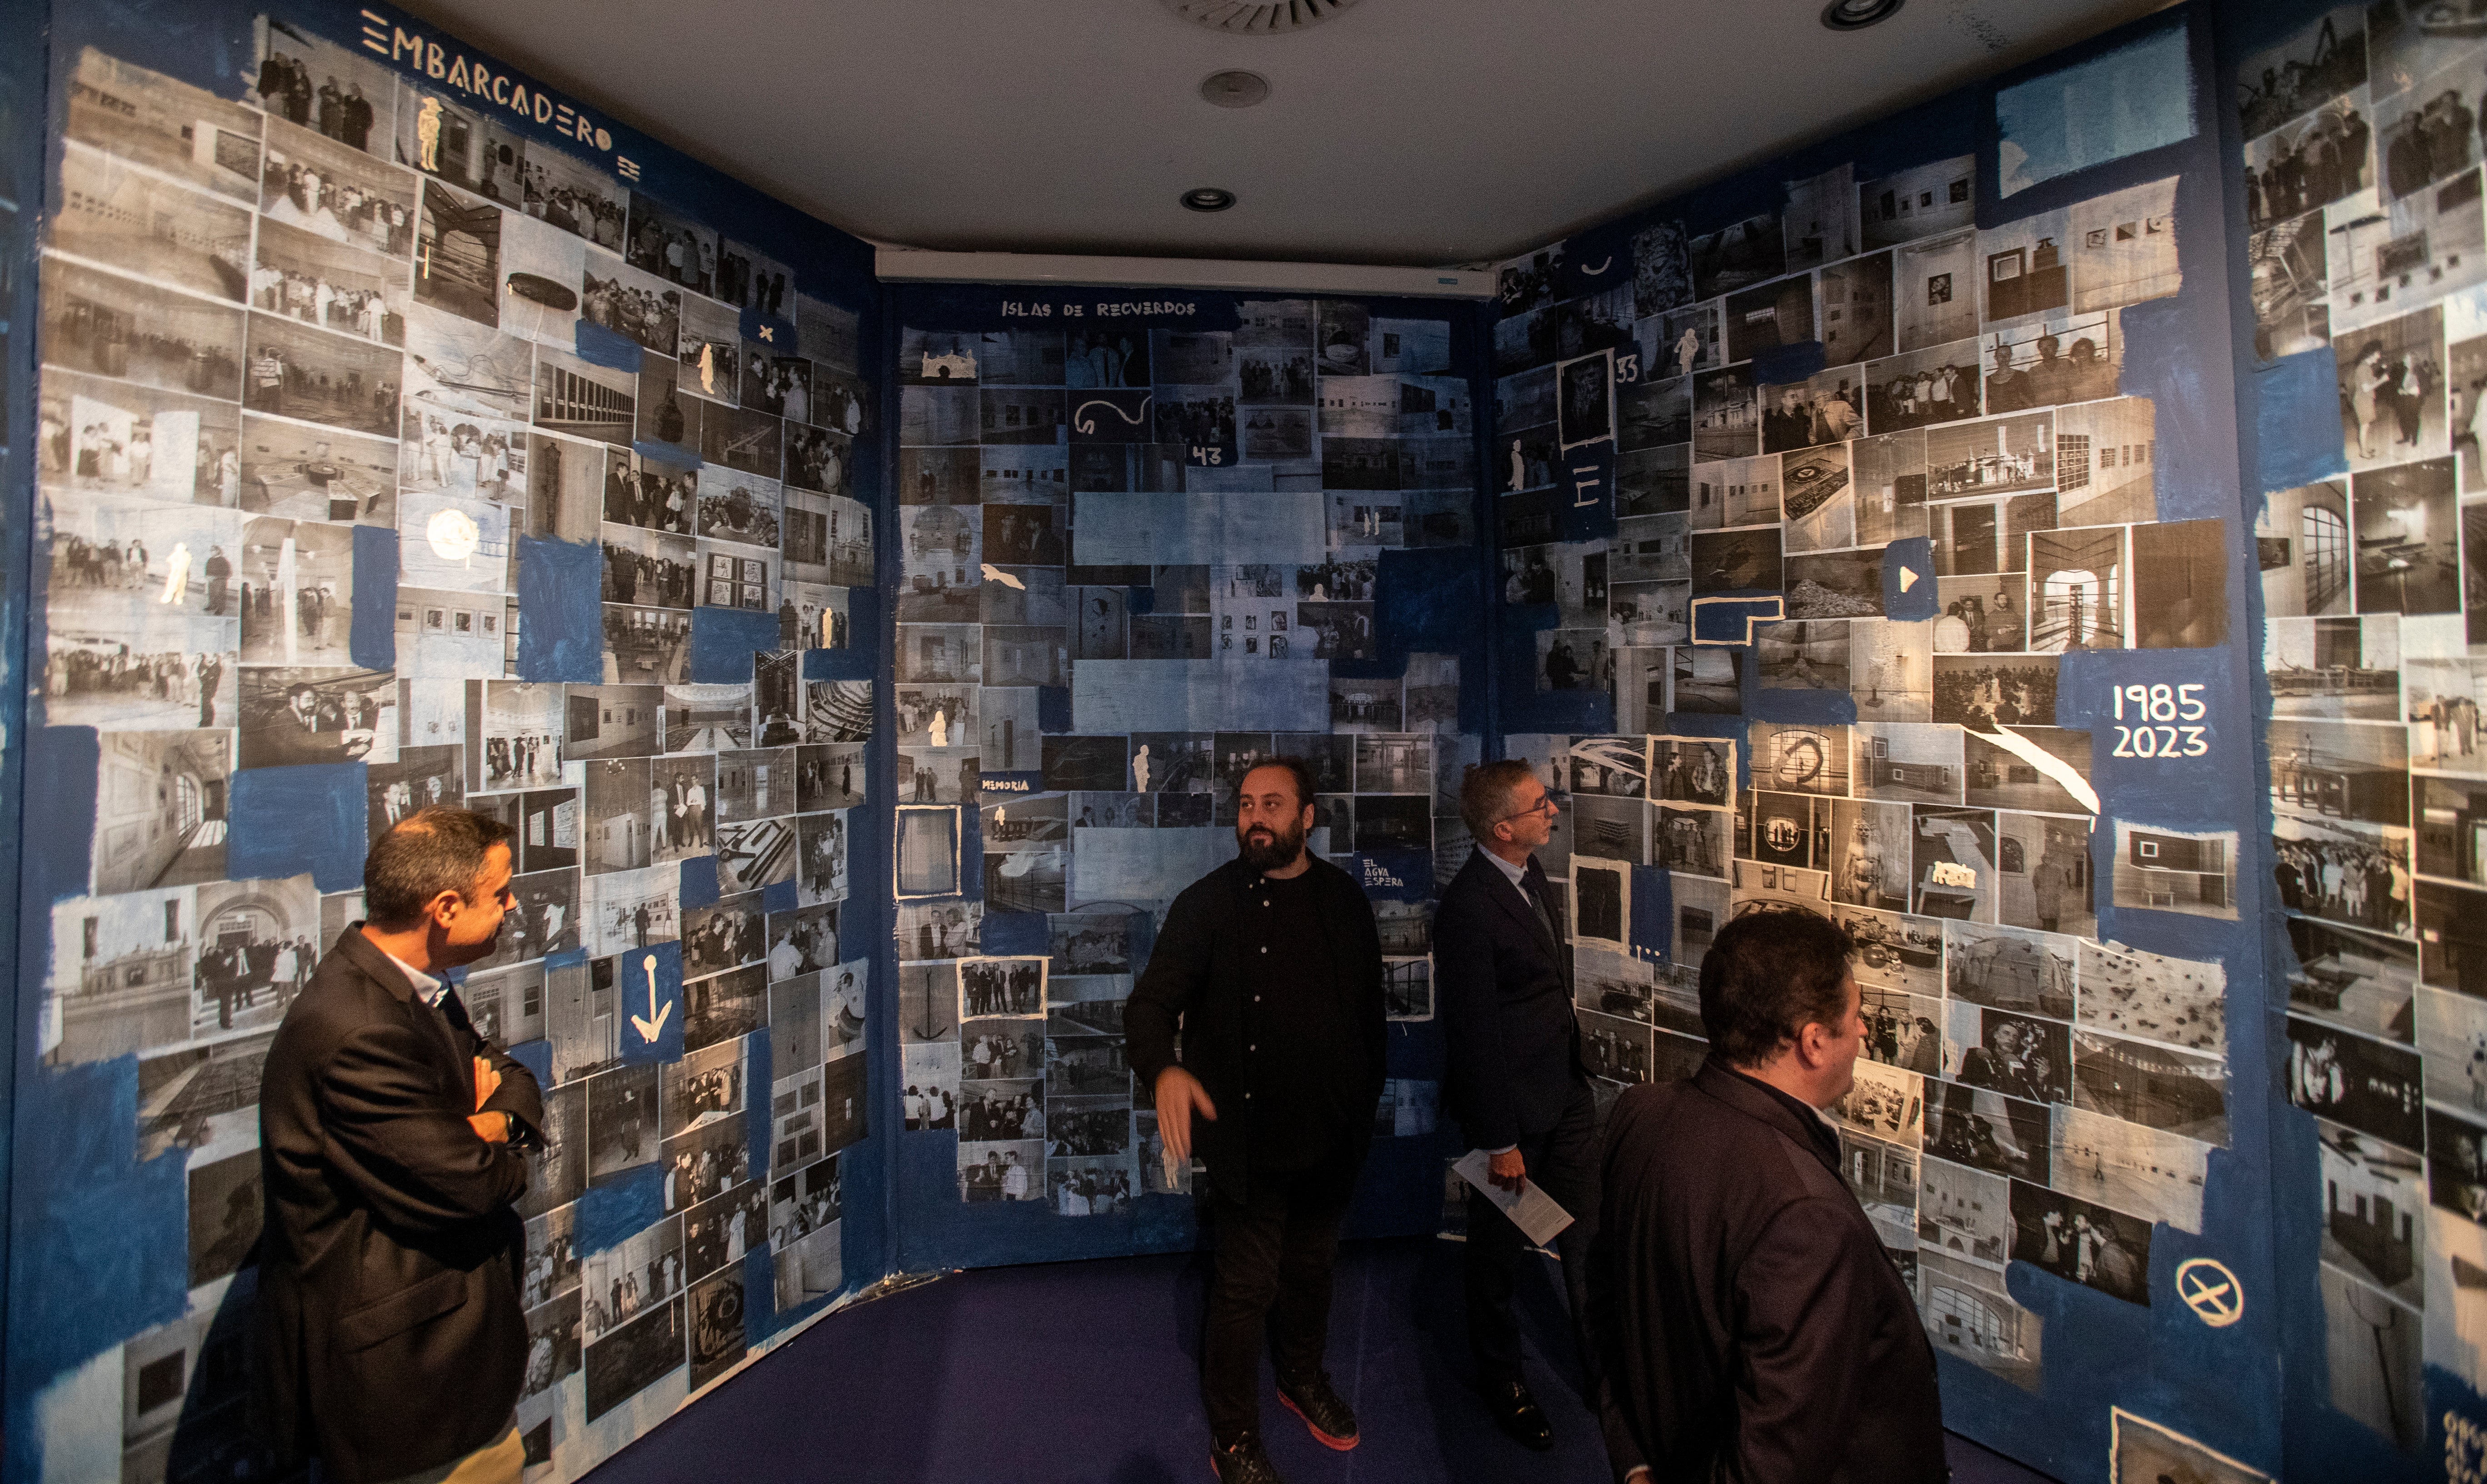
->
<box><xmin>256</xmin><ymin>808</ymin><xmax>544</xmax><ymax>1484</ymax></box>
<box><xmin>1435</xmin><ymin>759</ymin><xmax>1603</xmax><ymax>1454</ymax></box>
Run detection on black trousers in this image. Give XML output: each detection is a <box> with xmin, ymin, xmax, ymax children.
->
<box><xmin>1201</xmin><ymin>1160</ymin><xmax>1355</xmax><ymax>1443</ymax></box>
<box><xmin>1465</xmin><ymin>1079</ymin><xmax>1600</xmax><ymax>1392</ymax></box>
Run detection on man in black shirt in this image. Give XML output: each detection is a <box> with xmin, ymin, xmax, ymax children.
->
<box><xmin>1129</xmin><ymin>759</ymin><xmax>1387</xmax><ymax>1484</ymax></box>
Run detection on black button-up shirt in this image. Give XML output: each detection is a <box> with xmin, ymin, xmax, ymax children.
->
<box><xmin>1244</xmin><ymin>870</ymin><xmax>1359</xmax><ymax>1172</ymax></box>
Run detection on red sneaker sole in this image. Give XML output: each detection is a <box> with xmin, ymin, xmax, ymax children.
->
<box><xmin>1281</xmin><ymin>1393</ymin><xmax>1360</xmax><ymax>1451</ymax></box>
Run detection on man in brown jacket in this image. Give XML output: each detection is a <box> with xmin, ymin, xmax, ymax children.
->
<box><xmin>255</xmin><ymin>809</ymin><xmax>544</xmax><ymax>1484</ymax></box>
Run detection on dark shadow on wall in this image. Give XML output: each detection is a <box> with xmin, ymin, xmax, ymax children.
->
<box><xmin>152</xmin><ymin>1263</ymin><xmax>306</xmax><ymax>1484</ymax></box>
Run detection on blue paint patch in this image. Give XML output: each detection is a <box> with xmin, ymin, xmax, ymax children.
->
<box><xmin>1629</xmin><ymin>865</ymin><xmax>1673</xmax><ymax>961</ymax></box>
<box><xmin>349</xmin><ymin>525</ymin><xmax>399</xmax><ymax>669</ymax></box>
<box><xmin>763</xmin><ymin>878</ymin><xmax>799</xmax><ymax>915</ymax></box>
<box><xmin>1691</xmin><ymin>595</ymin><xmax>1783</xmax><ymax>644</ymax></box>
<box><xmin>1347</xmin><ymin>849</ymin><xmax>1433</xmax><ymax>899</ymax></box>
<box><xmin>738</xmin><ymin>305</ymin><xmax>795</xmax><ymax>348</ymax></box>
<box><xmin>2057</xmin><ymin>648</ymin><xmax>2241</xmax><ymax>834</ymax></box>
<box><xmin>1994</xmin><ymin>21</ymin><xmax>2193</xmax><ymax>197</ymax></box>
<box><xmin>632</xmin><ymin>440</ymin><xmax>701</xmax><ymax>471</ymax></box>
<box><xmin>1749</xmin><ymin>684</ymin><xmax>1859</xmax><ymax>725</ymax></box>
<box><xmin>227</xmin><ymin>763</ymin><xmax>369</xmax><ymax>891</ymax></box>
<box><xmin>24</xmin><ymin>726</ymin><xmax>98</xmax><ymax>904</ymax></box>
<box><xmin>803</xmin><ymin>645</ymin><xmax>875</xmax><ymax>681</ymax></box>
<box><xmin>513</xmin><ymin>537</ymin><xmax>604</xmax><ymax>682</ymax></box>
<box><xmin>611</xmin><ymin>938</ymin><xmax>685</xmax><ymax>1067</ymax></box>
<box><xmin>573</xmin><ymin>319</ymin><xmax>647</xmax><ymax>372</ymax></box>
<box><xmin>2251</xmin><ymin>347</ymin><xmax>2347</xmax><ymax>494</ymax></box>
<box><xmin>1126</xmin><ymin>584</ymin><xmax>1156</xmax><ymax>617</ymax></box>
<box><xmin>574</xmin><ymin>1163</ymin><xmax>668</xmax><ymax>1254</ymax></box>
<box><xmin>744</xmin><ymin>1028</ymin><xmax>774</xmax><ymax>1174</ymax></box>
<box><xmin>689</xmin><ymin>608</ymin><xmax>778</xmax><ymax>683</ymax></box>
<box><xmin>1749</xmin><ymin>340</ymin><xmax>1828</xmax><ymax>388</ymax></box>
<box><xmin>2116</xmin><ymin>297</ymin><xmax>2232</xmax><ymax>523</ymax></box>
<box><xmin>1883</xmin><ymin>538</ymin><xmax>1938</xmax><ymax>621</ymax></box>
<box><xmin>505</xmin><ymin>1038</ymin><xmax>552</xmax><ymax>1089</ymax></box>
<box><xmin>3</xmin><ymin>1060</ymin><xmax>189</xmax><ymax>1433</ymax></box>
<box><xmin>1375</xmin><ymin>547</ymin><xmax>1484</xmax><ymax>661</ymax></box>
<box><xmin>1561</xmin><ymin>443</ymin><xmax>1617</xmax><ymax>535</ymax></box>
<box><xmin>981</xmin><ymin>911</ymin><xmax>1049</xmax><ymax>957</ymax></box>
<box><xmin>1039</xmin><ymin>686</ymin><xmax>1073</xmax><ymax>733</ymax></box>
<box><xmin>679</xmin><ymin>854</ymin><xmax>720</xmax><ymax>911</ymax></box>
<box><xmin>544</xmin><ymin>946</ymin><xmax>591</xmax><ymax>971</ymax></box>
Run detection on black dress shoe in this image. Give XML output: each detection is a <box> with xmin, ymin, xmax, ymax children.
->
<box><xmin>1277</xmin><ymin>1370</ymin><xmax>1360</xmax><ymax>1450</ymax></box>
<box><xmin>1210</xmin><ymin>1430</ymin><xmax>1285</xmax><ymax>1484</ymax></box>
<box><xmin>1482</xmin><ymin>1378</ymin><xmax>1554</xmax><ymax>1451</ymax></box>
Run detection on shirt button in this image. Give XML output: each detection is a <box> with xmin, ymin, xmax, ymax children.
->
<box><xmin>1260</xmin><ymin>946</ymin><xmax>1267</xmax><ymax>954</ymax></box>
<box><xmin>1254</xmin><ymin>996</ymin><xmax>1261</xmax><ymax>1002</ymax></box>
<box><xmin>1250</xmin><ymin>1044</ymin><xmax>1257</xmax><ymax>1051</ymax></box>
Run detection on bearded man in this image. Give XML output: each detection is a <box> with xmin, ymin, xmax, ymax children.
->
<box><xmin>1128</xmin><ymin>758</ymin><xmax>1387</xmax><ymax>1484</ymax></box>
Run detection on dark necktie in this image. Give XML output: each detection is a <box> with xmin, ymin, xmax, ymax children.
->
<box><xmin>1521</xmin><ymin>856</ymin><xmax>1567</xmax><ymax>952</ymax></box>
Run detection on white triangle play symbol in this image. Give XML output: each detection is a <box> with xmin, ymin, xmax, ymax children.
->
<box><xmin>1898</xmin><ymin>567</ymin><xmax>1919</xmax><ymax>592</ymax></box>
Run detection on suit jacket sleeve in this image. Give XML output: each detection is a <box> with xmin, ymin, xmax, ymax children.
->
<box><xmin>474</xmin><ymin>1041</ymin><xmax>547</xmax><ymax>1145</ymax></box>
<box><xmin>1433</xmin><ymin>882</ymin><xmax>1524</xmax><ymax>1150</ymax></box>
<box><xmin>1127</xmin><ymin>882</ymin><xmax>1209</xmax><ymax>1091</ymax></box>
<box><xmin>320</xmin><ymin>1017</ymin><xmax>531</xmax><ymax>1232</ymax></box>
<box><xmin>1730</xmin><ymin>1193</ymin><xmax>1888</xmax><ymax>1484</ymax></box>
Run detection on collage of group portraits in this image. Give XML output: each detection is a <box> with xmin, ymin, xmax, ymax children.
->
<box><xmin>887</xmin><ymin>300</ymin><xmax>1484</xmax><ymax>1219</ymax></box>
<box><xmin>2241</xmin><ymin>1</ymin><xmax>2487</xmax><ymax>1452</ymax></box>
<box><xmin>33</xmin><ymin>14</ymin><xmax>883</xmax><ymax>1475</ymax></box>
<box><xmin>1489</xmin><ymin>86</ymin><xmax>2235</xmax><ymax>1405</ymax></box>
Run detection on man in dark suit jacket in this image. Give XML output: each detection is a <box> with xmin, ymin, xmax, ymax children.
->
<box><xmin>1435</xmin><ymin>758</ymin><xmax>1600</xmax><ymax>1450</ymax></box>
<box><xmin>1589</xmin><ymin>906</ymin><xmax>1944</xmax><ymax>1484</ymax></box>
<box><xmin>1129</xmin><ymin>759</ymin><xmax>1386</xmax><ymax>1484</ymax></box>
<box><xmin>255</xmin><ymin>808</ymin><xmax>545</xmax><ymax>1484</ymax></box>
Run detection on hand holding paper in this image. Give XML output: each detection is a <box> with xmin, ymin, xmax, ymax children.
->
<box><xmin>1454</xmin><ymin>1147</ymin><xmax>1575</xmax><ymax>1249</ymax></box>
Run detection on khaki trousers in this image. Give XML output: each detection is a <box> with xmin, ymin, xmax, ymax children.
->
<box><xmin>376</xmin><ymin>1425</ymin><xmax>524</xmax><ymax>1484</ymax></box>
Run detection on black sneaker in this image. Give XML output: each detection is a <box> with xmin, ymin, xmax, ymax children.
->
<box><xmin>1209</xmin><ymin>1430</ymin><xmax>1284</xmax><ymax>1484</ymax></box>
<box><xmin>1277</xmin><ymin>1371</ymin><xmax>1360</xmax><ymax>1451</ymax></box>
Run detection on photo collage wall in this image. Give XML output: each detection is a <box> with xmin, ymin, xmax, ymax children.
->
<box><xmin>23</xmin><ymin>6</ymin><xmax>881</xmax><ymax>1479</ymax></box>
<box><xmin>887</xmin><ymin>294</ymin><xmax>1484</xmax><ymax>1221</ymax></box>
<box><xmin>1486</xmin><ymin>14</ymin><xmax>2249</xmax><ymax>1444</ymax></box>
<box><xmin>2240</xmin><ymin>0</ymin><xmax>2487</xmax><ymax>1462</ymax></box>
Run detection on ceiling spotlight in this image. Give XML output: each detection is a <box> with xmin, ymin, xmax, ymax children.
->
<box><xmin>1201</xmin><ymin>69</ymin><xmax>1271</xmax><ymax>108</ymax></box>
<box><xmin>1821</xmin><ymin>0</ymin><xmax>1903</xmax><ymax>30</ymax></box>
<box><xmin>1181</xmin><ymin>187</ymin><xmax>1238</xmax><ymax>213</ymax></box>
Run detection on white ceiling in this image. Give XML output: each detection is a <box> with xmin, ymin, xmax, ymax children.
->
<box><xmin>402</xmin><ymin>0</ymin><xmax>2175</xmax><ymax>268</ymax></box>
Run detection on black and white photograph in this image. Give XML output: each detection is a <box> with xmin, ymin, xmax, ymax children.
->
<box><xmin>42</xmin><ymin>612</ymin><xmax>237</xmax><ymax>732</ymax></box>
<box><xmin>2350</xmin><ymin>457</ymin><xmax>2460</xmax><ymax>615</ymax></box>
<box><xmin>959</xmin><ymin>956</ymin><xmax>1048</xmax><ymax>1021</ymax></box>
<box><xmin>2008</xmin><ymin>1179</ymin><xmax>2151</xmax><ymax>1305</ymax></box>
<box><xmin>1924</xmin><ymin>1079</ymin><xmax>2050</xmax><ymax>1184</ymax></box>
<box><xmin>44</xmin><ymin>256</ymin><xmax>246</xmax><ymax>401</ymax></box>
<box><xmin>585</xmin><ymin>1062</ymin><xmax>661</xmax><ymax>1185</ymax></box>
<box><xmin>55</xmin><ymin>143</ymin><xmax>253</xmax><ymax>304</ymax></box>
<box><xmin>2287</xmin><ymin>1012</ymin><xmax>2423</xmax><ymax>1151</ymax></box>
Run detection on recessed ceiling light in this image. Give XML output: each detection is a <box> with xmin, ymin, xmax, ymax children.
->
<box><xmin>1181</xmin><ymin>187</ymin><xmax>1238</xmax><ymax>213</ymax></box>
<box><xmin>1201</xmin><ymin>69</ymin><xmax>1272</xmax><ymax>108</ymax></box>
<box><xmin>1821</xmin><ymin>0</ymin><xmax>1903</xmax><ymax>30</ymax></box>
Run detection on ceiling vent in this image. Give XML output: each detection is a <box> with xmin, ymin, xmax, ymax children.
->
<box><xmin>1160</xmin><ymin>0</ymin><xmax>1362</xmax><ymax>35</ymax></box>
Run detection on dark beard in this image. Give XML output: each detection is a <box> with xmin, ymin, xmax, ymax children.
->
<box><xmin>1236</xmin><ymin>817</ymin><xmax>1306</xmax><ymax>873</ymax></box>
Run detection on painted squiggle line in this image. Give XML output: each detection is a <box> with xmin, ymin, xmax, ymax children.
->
<box><xmin>1074</xmin><ymin>394</ymin><xmax>1153</xmax><ymax>435</ymax></box>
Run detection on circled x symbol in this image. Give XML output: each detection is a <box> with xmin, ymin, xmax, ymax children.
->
<box><xmin>2175</xmin><ymin>1257</ymin><xmax>2242</xmax><ymax>1327</ymax></box>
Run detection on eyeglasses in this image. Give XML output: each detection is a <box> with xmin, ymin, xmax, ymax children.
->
<box><xmin>1498</xmin><ymin>794</ymin><xmax>1558</xmax><ymax>824</ymax></box>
